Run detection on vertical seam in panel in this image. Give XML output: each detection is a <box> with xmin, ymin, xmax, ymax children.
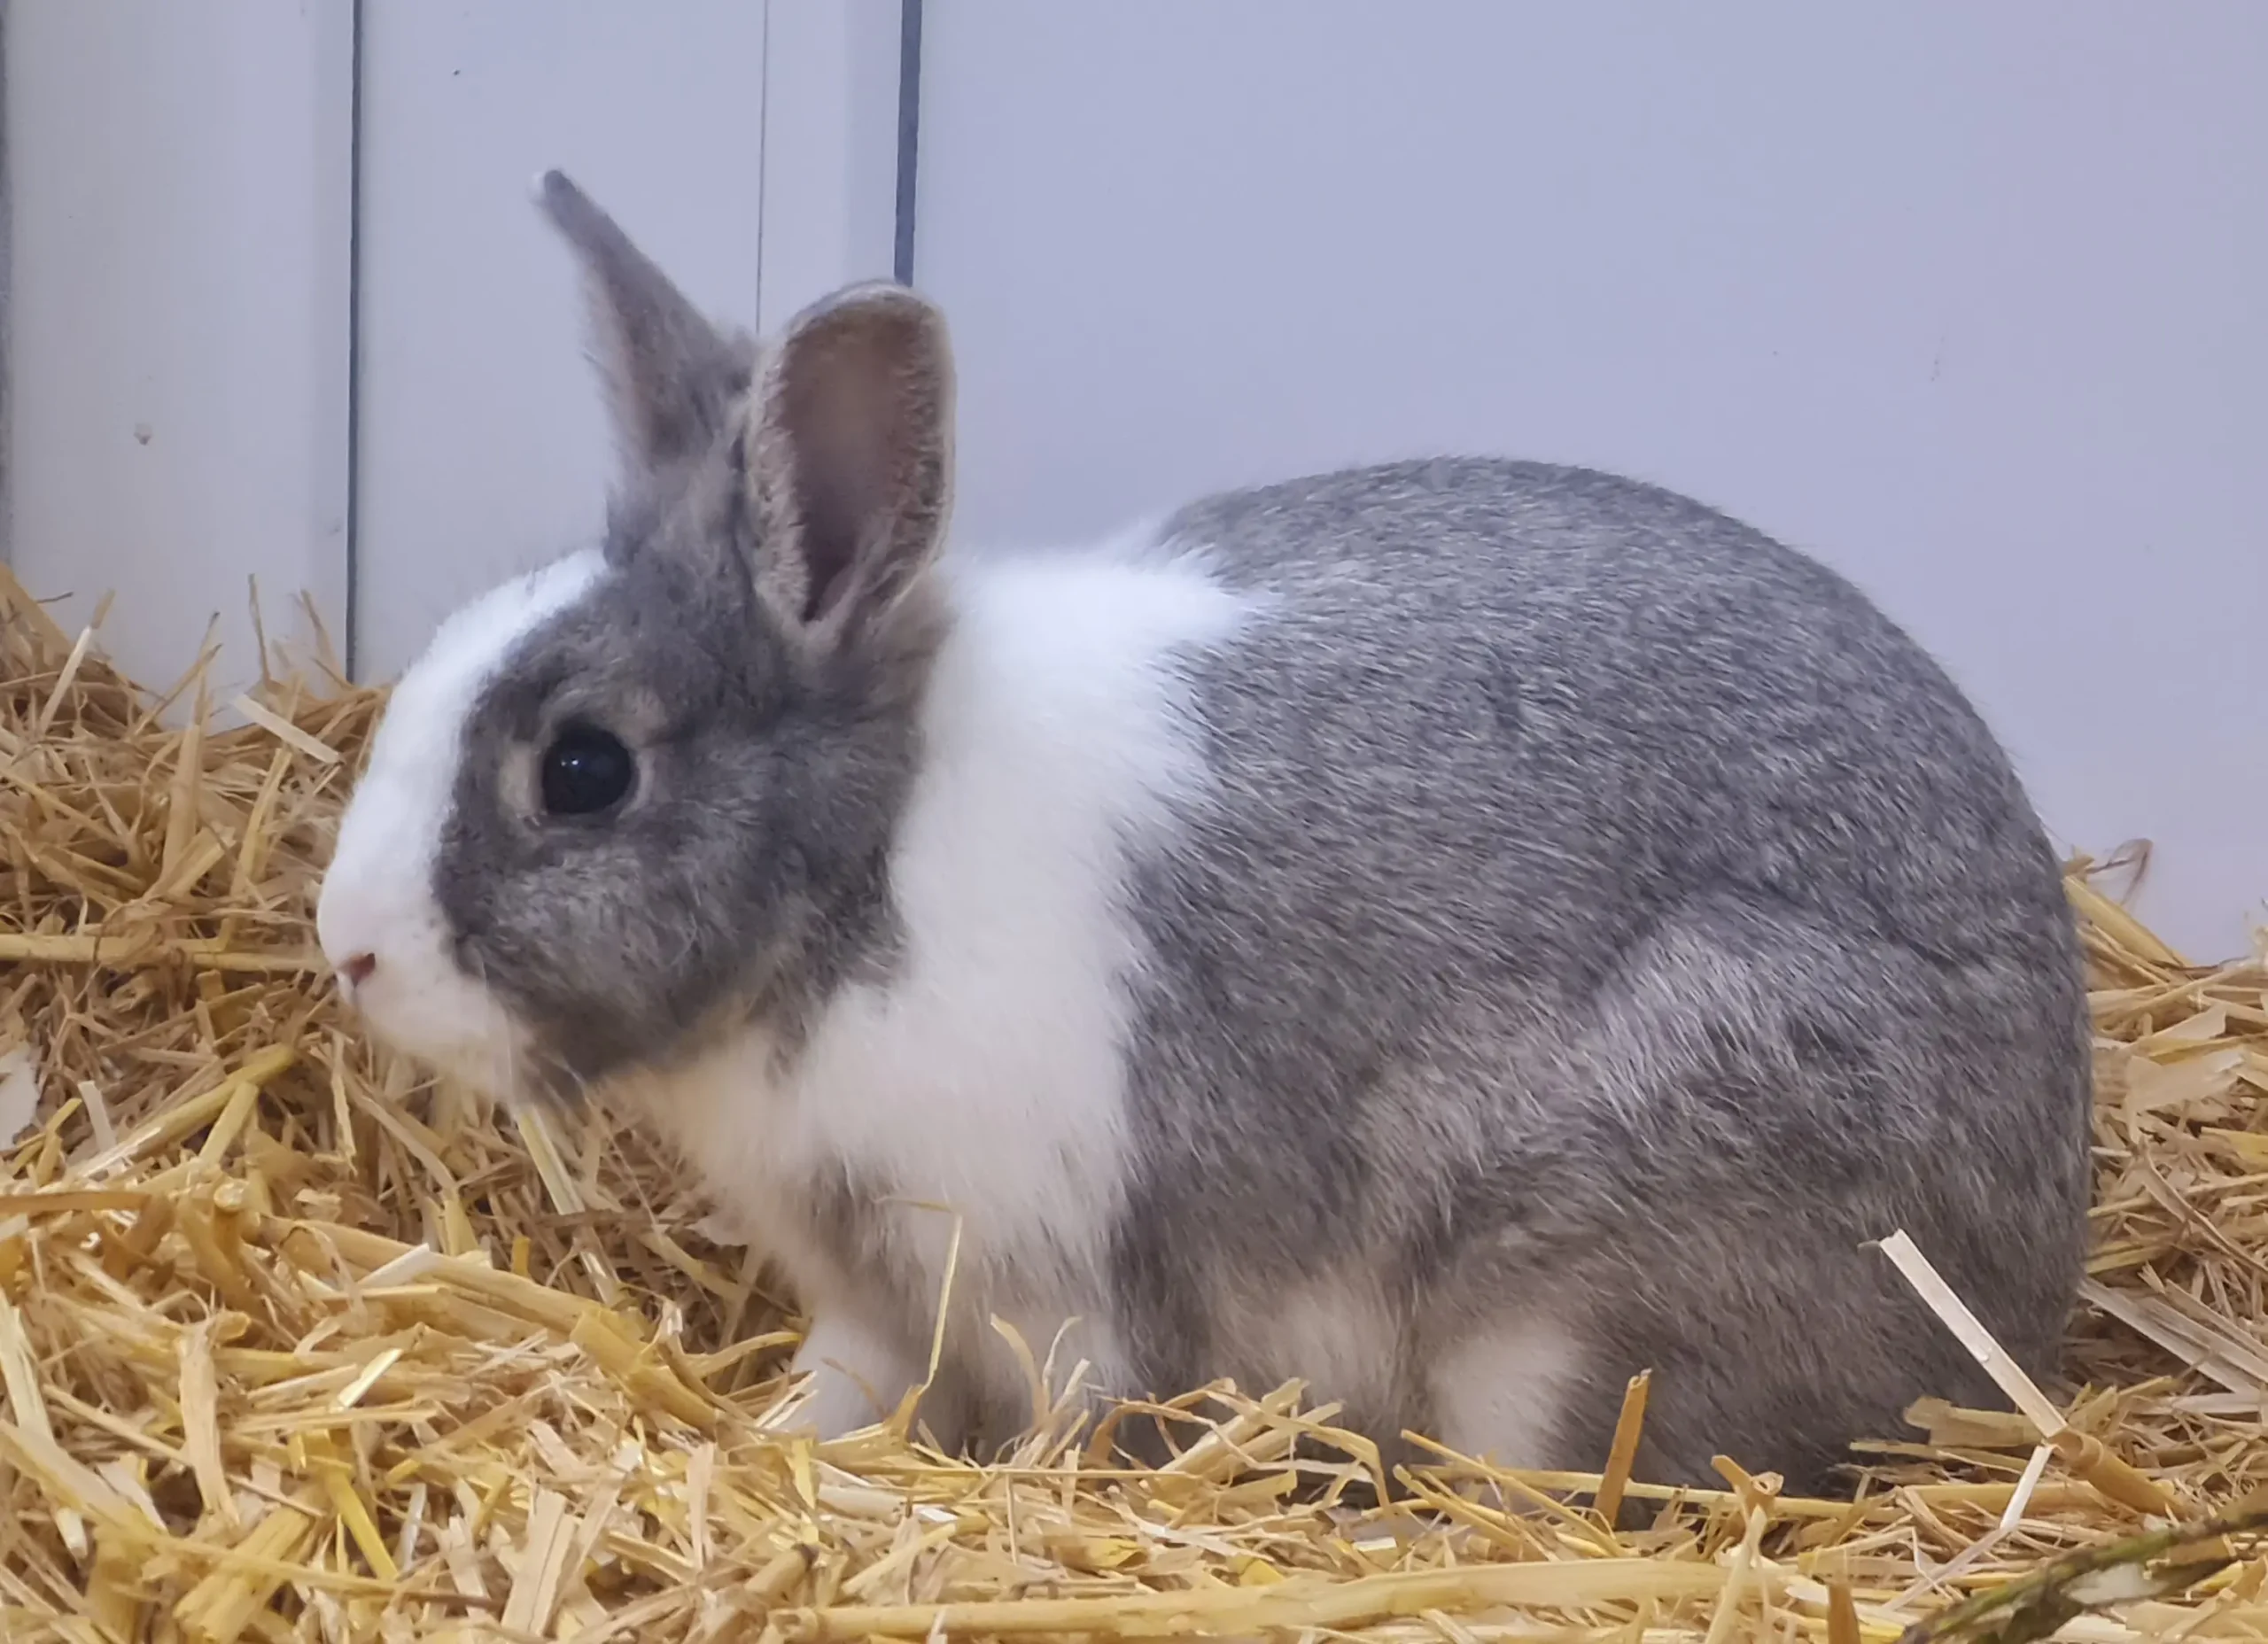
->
<box><xmin>0</xmin><ymin>0</ymin><xmax>14</xmax><ymax>565</ymax></box>
<box><xmin>343</xmin><ymin>0</ymin><xmax>367</xmax><ymax>680</ymax></box>
<box><xmin>893</xmin><ymin>0</ymin><xmax>922</xmax><ymax>285</ymax></box>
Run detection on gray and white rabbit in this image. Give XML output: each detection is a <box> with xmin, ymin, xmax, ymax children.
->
<box><xmin>317</xmin><ymin>172</ymin><xmax>2091</xmax><ymax>1493</ymax></box>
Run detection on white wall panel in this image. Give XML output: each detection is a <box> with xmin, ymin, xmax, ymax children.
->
<box><xmin>5</xmin><ymin>4</ymin><xmax>901</xmax><ymax>695</ymax></box>
<box><xmin>7</xmin><ymin>0</ymin><xmax>353</xmax><ymax>699</ymax></box>
<box><xmin>351</xmin><ymin>1</ymin><xmax>773</xmax><ymax>682</ymax></box>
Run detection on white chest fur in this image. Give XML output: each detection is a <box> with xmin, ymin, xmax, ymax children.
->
<box><xmin>631</xmin><ymin>536</ymin><xmax>1258</xmax><ymax>1415</ymax></box>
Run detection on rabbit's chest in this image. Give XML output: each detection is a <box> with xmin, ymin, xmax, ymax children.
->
<box><xmin>633</xmin><ymin>542</ymin><xmax>1250</xmax><ymax>1373</ymax></box>
<box><xmin>649</xmin><ymin>994</ymin><xmax>1137</xmax><ymax>1315</ymax></box>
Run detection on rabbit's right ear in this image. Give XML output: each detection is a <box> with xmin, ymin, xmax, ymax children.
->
<box><xmin>742</xmin><ymin>283</ymin><xmax>955</xmax><ymax>648</ymax></box>
<box><xmin>536</xmin><ymin>170</ymin><xmax>750</xmax><ymax>477</ymax></box>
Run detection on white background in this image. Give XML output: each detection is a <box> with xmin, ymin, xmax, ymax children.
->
<box><xmin>350</xmin><ymin>1</ymin><xmax>772</xmax><ymax>683</ymax></box>
<box><xmin>913</xmin><ymin>2</ymin><xmax>2267</xmax><ymax>960</ymax></box>
<box><xmin>6</xmin><ymin>0</ymin><xmax>897</xmax><ymax>688</ymax></box>
<box><xmin>7</xmin><ymin>1</ymin><xmax>354</xmax><ymax>698</ymax></box>
<box><xmin>7</xmin><ymin>3</ymin><xmax>2262</xmax><ymax>960</ymax></box>
<box><xmin>354</xmin><ymin>1</ymin><xmax>900</xmax><ymax>682</ymax></box>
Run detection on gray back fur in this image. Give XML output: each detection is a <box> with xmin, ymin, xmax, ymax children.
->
<box><xmin>1111</xmin><ymin>457</ymin><xmax>2089</xmax><ymax>1490</ymax></box>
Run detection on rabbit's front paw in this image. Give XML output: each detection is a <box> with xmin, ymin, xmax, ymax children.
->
<box><xmin>787</xmin><ymin>1314</ymin><xmax>921</xmax><ymax>1440</ymax></box>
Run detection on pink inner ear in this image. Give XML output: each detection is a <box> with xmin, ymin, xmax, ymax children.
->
<box><xmin>765</xmin><ymin>299</ymin><xmax>951</xmax><ymax>628</ymax></box>
<box><xmin>781</xmin><ymin>354</ymin><xmax>890</xmax><ymax>622</ymax></box>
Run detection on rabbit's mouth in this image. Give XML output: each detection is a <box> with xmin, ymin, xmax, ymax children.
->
<box><xmin>316</xmin><ymin>905</ymin><xmax>543</xmax><ymax>1110</ymax></box>
<box><xmin>340</xmin><ymin>968</ymin><xmax>540</xmax><ymax>1111</ymax></box>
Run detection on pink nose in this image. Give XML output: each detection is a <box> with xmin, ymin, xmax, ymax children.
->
<box><xmin>339</xmin><ymin>952</ymin><xmax>377</xmax><ymax>988</ymax></box>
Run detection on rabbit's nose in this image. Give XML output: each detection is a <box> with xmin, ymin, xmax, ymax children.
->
<box><xmin>339</xmin><ymin>952</ymin><xmax>377</xmax><ymax>989</ymax></box>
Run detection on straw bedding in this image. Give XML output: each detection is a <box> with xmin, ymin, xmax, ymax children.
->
<box><xmin>2</xmin><ymin>565</ymin><xmax>2264</xmax><ymax>1644</ymax></box>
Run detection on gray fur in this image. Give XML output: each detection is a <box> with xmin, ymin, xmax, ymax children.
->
<box><xmin>417</xmin><ymin>178</ymin><xmax>2089</xmax><ymax>1495</ymax></box>
<box><xmin>539</xmin><ymin>169</ymin><xmax>756</xmax><ymax>476</ymax></box>
<box><xmin>1112</xmin><ymin>460</ymin><xmax>2089</xmax><ymax>1489</ymax></box>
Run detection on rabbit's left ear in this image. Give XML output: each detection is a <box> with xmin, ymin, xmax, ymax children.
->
<box><xmin>536</xmin><ymin>169</ymin><xmax>752</xmax><ymax>477</ymax></box>
<box><xmin>741</xmin><ymin>282</ymin><xmax>956</xmax><ymax>641</ymax></box>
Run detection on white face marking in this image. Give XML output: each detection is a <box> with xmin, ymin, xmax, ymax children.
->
<box><xmin>316</xmin><ymin>549</ymin><xmax>608</xmax><ymax>1097</ymax></box>
<box><xmin>625</xmin><ymin>530</ymin><xmax>1260</xmax><ymax>1420</ymax></box>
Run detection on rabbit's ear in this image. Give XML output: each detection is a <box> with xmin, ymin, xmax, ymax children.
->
<box><xmin>536</xmin><ymin>170</ymin><xmax>750</xmax><ymax>476</ymax></box>
<box><xmin>742</xmin><ymin>282</ymin><xmax>955</xmax><ymax>641</ymax></box>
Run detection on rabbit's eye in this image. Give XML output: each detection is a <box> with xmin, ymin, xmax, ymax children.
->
<box><xmin>540</xmin><ymin>725</ymin><xmax>635</xmax><ymax>817</ymax></box>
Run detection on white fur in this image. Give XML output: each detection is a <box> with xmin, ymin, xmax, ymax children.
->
<box><xmin>1427</xmin><ymin>1316</ymin><xmax>1584</xmax><ymax>1470</ymax></box>
<box><xmin>781</xmin><ymin>1313</ymin><xmax>926</xmax><ymax>1438</ymax></box>
<box><xmin>1240</xmin><ymin>1276</ymin><xmax>1400</xmax><ymax>1419</ymax></box>
<box><xmin>316</xmin><ymin>549</ymin><xmax>609</xmax><ymax>1093</ymax></box>
<box><xmin>625</xmin><ymin>532</ymin><xmax>1259</xmax><ymax>1431</ymax></box>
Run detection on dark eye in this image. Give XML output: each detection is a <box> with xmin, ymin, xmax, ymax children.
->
<box><xmin>540</xmin><ymin>724</ymin><xmax>635</xmax><ymax>817</ymax></box>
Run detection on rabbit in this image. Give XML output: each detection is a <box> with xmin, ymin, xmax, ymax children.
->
<box><xmin>316</xmin><ymin>170</ymin><xmax>2092</xmax><ymax>1496</ymax></box>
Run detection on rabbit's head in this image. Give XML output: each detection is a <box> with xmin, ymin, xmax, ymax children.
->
<box><xmin>317</xmin><ymin>173</ymin><xmax>955</xmax><ymax>1104</ymax></box>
